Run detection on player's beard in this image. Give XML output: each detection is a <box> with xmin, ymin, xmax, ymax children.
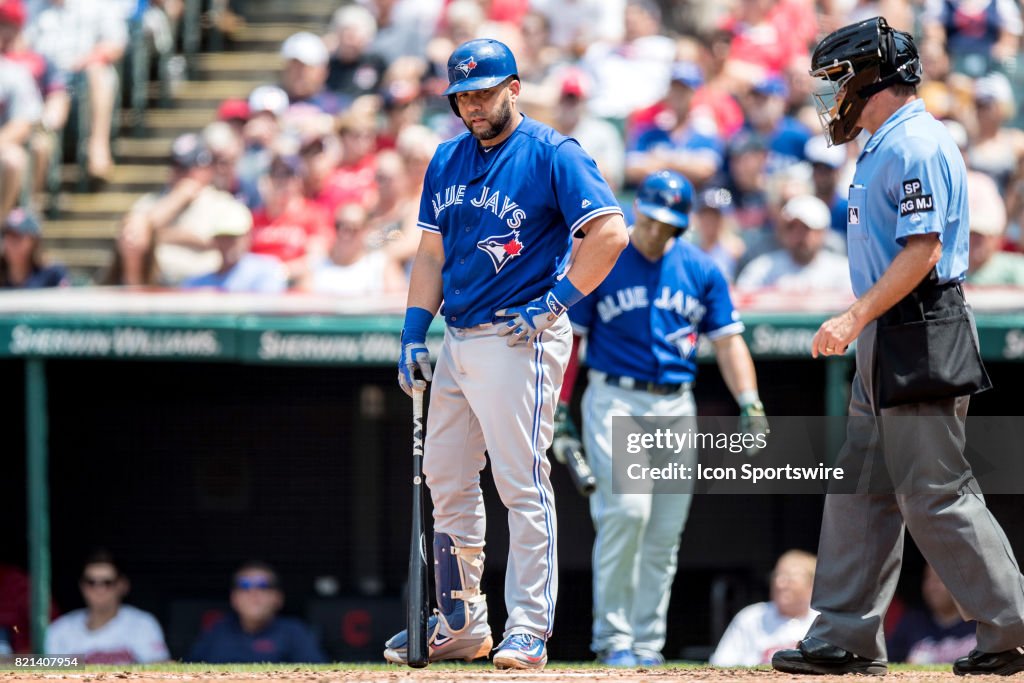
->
<box><xmin>464</xmin><ymin>93</ymin><xmax>514</xmax><ymax>142</ymax></box>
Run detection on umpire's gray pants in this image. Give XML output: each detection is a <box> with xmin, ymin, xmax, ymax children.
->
<box><xmin>807</xmin><ymin>321</ymin><xmax>1024</xmax><ymax>660</ymax></box>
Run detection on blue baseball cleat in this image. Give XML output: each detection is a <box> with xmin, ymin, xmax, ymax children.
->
<box><xmin>599</xmin><ymin>649</ymin><xmax>638</xmax><ymax>667</ymax></box>
<box><xmin>634</xmin><ymin>651</ymin><xmax>666</xmax><ymax>667</ymax></box>
<box><xmin>492</xmin><ymin>633</ymin><xmax>548</xmax><ymax>670</ymax></box>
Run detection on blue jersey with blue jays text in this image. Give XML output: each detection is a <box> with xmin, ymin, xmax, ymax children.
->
<box><xmin>417</xmin><ymin>115</ymin><xmax>622</xmax><ymax>327</ymax></box>
<box><xmin>846</xmin><ymin>99</ymin><xmax>969</xmax><ymax>297</ymax></box>
<box><xmin>569</xmin><ymin>236</ymin><xmax>744</xmax><ymax>384</ymax></box>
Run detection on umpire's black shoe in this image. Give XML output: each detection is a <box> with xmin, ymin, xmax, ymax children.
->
<box><xmin>953</xmin><ymin>646</ymin><xmax>1024</xmax><ymax>676</ymax></box>
<box><xmin>771</xmin><ymin>637</ymin><xmax>888</xmax><ymax>676</ymax></box>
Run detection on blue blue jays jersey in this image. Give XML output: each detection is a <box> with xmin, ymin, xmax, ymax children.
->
<box><xmin>569</xmin><ymin>236</ymin><xmax>744</xmax><ymax>384</ymax></box>
<box><xmin>846</xmin><ymin>99</ymin><xmax>969</xmax><ymax>297</ymax></box>
<box><xmin>417</xmin><ymin>115</ymin><xmax>622</xmax><ymax>327</ymax></box>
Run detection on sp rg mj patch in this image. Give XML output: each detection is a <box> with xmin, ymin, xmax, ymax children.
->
<box><xmin>899</xmin><ymin>178</ymin><xmax>934</xmax><ymax>216</ymax></box>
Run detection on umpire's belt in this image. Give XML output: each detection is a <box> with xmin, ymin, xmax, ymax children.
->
<box><xmin>600</xmin><ymin>373</ymin><xmax>693</xmax><ymax>396</ymax></box>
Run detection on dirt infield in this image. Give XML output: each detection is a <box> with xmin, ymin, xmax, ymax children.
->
<box><xmin>0</xmin><ymin>667</ymin><xmax>994</xmax><ymax>682</ymax></box>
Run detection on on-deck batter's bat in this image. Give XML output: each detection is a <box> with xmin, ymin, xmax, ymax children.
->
<box><xmin>552</xmin><ymin>434</ymin><xmax>597</xmax><ymax>496</ymax></box>
<box><xmin>406</xmin><ymin>386</ymin><xmax>429</xmax><ymax>668</ymax></box>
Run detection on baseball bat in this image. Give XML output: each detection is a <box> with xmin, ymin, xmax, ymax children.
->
<box><xmin>552</xmin><ymin>434</ymin><xmax>597</xmax><ymax>496</ymax></box>
<box><xmin>406</xmin><ymin>386</ymin><xmax>429</xmax><ymax>668</ymax></box>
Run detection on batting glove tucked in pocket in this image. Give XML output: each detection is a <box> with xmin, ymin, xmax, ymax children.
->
<box><xmin>398</xmin><ymin>342</ymin><xmax>432</xmax><ymax>396</ymax></box>
<box><xmin>495</xmin><ymin>291</ymin><xmax>567</xmax><ymax>347</ymax></box>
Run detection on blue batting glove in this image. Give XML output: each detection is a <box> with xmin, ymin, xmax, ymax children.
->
<box><xmin>495</xmin><ymin>278</ymin><xmax>585</xmax><ymax>347</ymax></box>
<box><xmin>398</xmin><ymin>307</ymin><xmax>434</xmax><ymax>396</ymax></box>
<box><xmin>398</xmin><ymin>342</ymin><xmax>432</xmax><ymax>396</ymax></box>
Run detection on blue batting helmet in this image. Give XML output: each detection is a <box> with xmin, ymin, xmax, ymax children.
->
<box><xmin>635</xmin><ymin>170</ymin><xmax>694</xmax><ymax>231</ymax></box>
<box><xmin>443</xmin><ymin>39</ymin><xmax>518</xmax><ymax>96</ymax></box>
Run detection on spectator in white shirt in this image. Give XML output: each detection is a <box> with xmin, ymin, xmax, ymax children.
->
<box><xmin>25</xmin><ymin>0</ymin><xmax>127</xmax><ymax>180</ymax></box>
<box><xmin>309</xmin><ymin>202</ymin><xmax>406</xmax><ymax>296</ymax></box>
<box><xmin>45</xmin><ymin>550</ymin><xmax>169</xmax><ymax>665</ymax></box>
<box><xmin>580</xmin><ymin>0</ymin><xmax>675</xmax><ymax>119</ymax></box>
<box><xmin>736</xmin><ymin>195</ymin><xmax>852</xmax><ymax>294</ymax></box>
<box><xmin>710</xmin><ymin>550</ymin><xmax>819</xmax><ymax>667</ymax></box>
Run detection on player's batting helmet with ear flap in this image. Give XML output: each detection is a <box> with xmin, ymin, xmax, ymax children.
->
<box><xmin>443</xmin><ymin>38</ymin><xmax>518</xmax><ymax>115</ymax></box>
<box><xmin>809</xmin><ymin>16</ymin><xmax>922</xmax><ymax>145</ymax></box>
<box><xmin>635</xmin><ymin>170</ymin><xmax>694</xmax><ymax>232</ymax></box>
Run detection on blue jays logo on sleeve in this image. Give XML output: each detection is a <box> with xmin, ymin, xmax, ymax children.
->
<box><xmin>455</xmin><ymin>56</ymin><xmax>477</xmax><ymax>78</ymax></box>
<box><xmin>477</xmin><ymin>230</ymin><xmax>525</xmax><ymax>273</ymax></box>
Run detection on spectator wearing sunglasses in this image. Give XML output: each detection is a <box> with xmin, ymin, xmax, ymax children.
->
<box><xmin>44</xmin><ymin>550</ymin><xmax>169</xmax><ymax>664</ymax></box>
<box><xmin>186</xmin><ymin>561</ymin><xmax>327</xmax><ymax>664</ymax></box>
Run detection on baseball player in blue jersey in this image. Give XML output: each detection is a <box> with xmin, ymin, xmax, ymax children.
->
<box><xmin>772</xmin><ymin>18</ymin><xmax>1024</xmax><ymax>676</ymax></box>
<box><xmin>560</xmin><ymin>170</ymin><xmax>767</xmax><ymax>667</ymax></box>
<box><xmin>383</xmin><ymin>38</ymin><xmax>628</xmax><ymax>670</ymax></box>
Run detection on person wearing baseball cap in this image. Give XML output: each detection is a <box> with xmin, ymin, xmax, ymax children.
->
<box><xmin>250</xmin><ymin>154</ymin><xmax>332</xmax><ymax>284</ymax></box>
<box><xmin>181</xmin><ymin>197</ymin><xmax>286</xmax><ymax>293</ymax></box>
<box><xmin>0</xmin><ymin>207</ymin><xmax>66</xmax><ymax>288</ymax></box>
<box><xmin>693</xmin><ymin>186</ymin><xmax>744</xmax><ymax>282</ymax></box>
<box><xmin>551</xmin><ymin>68</ymin><xmax>624</xmax><ymax>192</ymax></box>
<box><xmin>966</xmin><ymin>171</ymin><xmax>1024</xmax><ymax>286</ymax></box>
<box><xmin>325</xmin><ymin>4</ymin><xmax>385</xmax><ymax>102</ymax></box>
<box><xmin>742</xmin><ymin>74</ymin><xmax>811</xmax><ymax>173</ymax></box>
<box><xmin>625</xmin><ymin>61</ymin><xmax>723</xmax><ymax>187</ymax></box>
<box><xmin>278</xmin><ymin>32</ymin><xmax>342</xmax><ymax>114</ymax></box>
<box><xmin>735</xmin><ymin>194</ymin><xmax>851</xmax><ymax>292</ymax></box>
<box><xmin>804</xmin><ymin>134</ymin><xmax>849</xmax><ymax>235</ymax></box>
<box><xmin>120</xmin><ymin>132</ymin><xmax>230</xmax><ymax>284</ymax></box>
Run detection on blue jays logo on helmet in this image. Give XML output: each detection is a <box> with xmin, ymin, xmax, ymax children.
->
<box><xmin>635</xmin><ymin>170</ymin><xmax>694</xmax><ymax>231</ymax></box>
<box><xmin>444</xmin><ymin>38</ymin><xmax>518</xmax><ymax>96</ymax></box>
<box><xmin>476</xmin><ymin>230</ymin><xmax>524</xmax><ymax>273</ymax></box>
<box><xmin>455</xmin><ymin>56</ymin><xmax>478</xmax><ymax>78</ymax></box>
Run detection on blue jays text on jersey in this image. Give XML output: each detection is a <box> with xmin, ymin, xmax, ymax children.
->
<box><xmin>417</xmin><ymin>115</ymin><xmax>622</xmax><ymax>327</ymax></box>
<box><xmin>570</xmin><ymin>237</ymin><xmax>743</xmax><ymax>385</ymax></box>
<box><xmin>432</xmin><ymin>185</ymin><xmax>527</xmax><ymax>230</ymax></box>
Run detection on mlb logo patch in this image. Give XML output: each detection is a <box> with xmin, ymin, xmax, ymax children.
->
<box><xmin>848</xmin><ymin>206</ymin><xmax>860</xmax><ymax>225</ymax></box>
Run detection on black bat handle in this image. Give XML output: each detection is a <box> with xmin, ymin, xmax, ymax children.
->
<box><xmin>553</xmin><ymin>435</ymin><xmax>597</xmax><ymax>496</ymax></box>
<box><xmin>407</xmin><ymin>387</ymin><xmax>430</xmax><ymax>668</ymax></box>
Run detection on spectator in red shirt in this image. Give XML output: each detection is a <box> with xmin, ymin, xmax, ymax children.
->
<box><xmin>300</xmin><ymin>130</ymin><xmax>343</xmax><ymax>215</ymax></box>
<box><xmin>317</xmin><ymin>111</ymin><xmax>378</xmax><ymax>212</ymax></box>
<box><xmin>719</xmin><ymin>0</ymin><xmax>816</xmax><ymax>82</ymax></box>
<box><xmin>250</xmin><ymin>155</ymin><xmax>332</xmax><ymax>284</ymax></box>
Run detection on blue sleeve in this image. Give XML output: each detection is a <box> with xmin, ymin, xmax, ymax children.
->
<box><xmin>892</xmin><ymin>136</ymin><xmax>947</xmax><ymax>245</ymax></box>
<box><xmin>698</xmin><ymin>260</ymin><xmax>744</xmax><ymax>339</ymax></box>
<box><xmin>287</xmin><ymin>621</ymin><xmax>328</xmax><ymax>663</ymax></box>
<box><xmin>551</xmin><ymin>139</ymin><xmax>623</xmax><ymax>235</ymax></box>
<box><xmin>416</xmin><ymin>155</ymin><xmax>441</xmax><ymax>234</ymax></box>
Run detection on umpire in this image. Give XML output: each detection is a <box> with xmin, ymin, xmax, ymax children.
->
<box><xmin>772</xmin><ymin>17</ymin><xmax>1024</xmax><ymax>677</ymax></box>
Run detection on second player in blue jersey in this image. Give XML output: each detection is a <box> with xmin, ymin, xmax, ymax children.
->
<box><xmin>561</xmin><ymin>170</ymin><xmax>768</xmax><ymax>667</ymax></box>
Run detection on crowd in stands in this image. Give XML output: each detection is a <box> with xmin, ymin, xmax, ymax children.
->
<box><xmin>2</xmin><ymin>0</ymin><xmax>1024</xmax><ymax>295</ymax></box>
